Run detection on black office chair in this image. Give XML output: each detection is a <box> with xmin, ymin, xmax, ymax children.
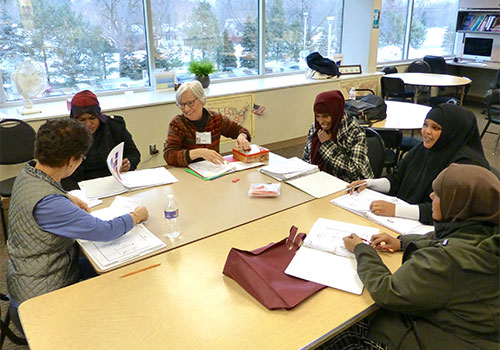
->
<box><xmin>0</xmin><ymin>119</ymin><xmax>36</xmax><ymax>241</ymax></box>
<box><xmin>381</xmin><ymin>66</ymin><xmax>398</xmax><ymax>75</ymax></box>
<box><xmin>372</xmin><ymin>128</ymin><xmax>403</xmax><ymax>173</ymax></box>
<box><xmin>480</xmin><ymin>88</ymin><xmax>500</xmax><ymax>154</ymax></box>
<box><xmin>423</xmin><ymin>55</ymin><xmax>447</xmax><ymax>74</ymax></box>
<box><xmin>0</xmin><ymin>293</ymin><xmax>27</xmax><ymax>347</ymax></box>
<box><xmin>406</xmin><ymin>60</ymin><xmax>431</xmax><ymax>73</ymax></box>
<box><xmin>489</xmin><ymin>68</ymin><xmax>500</xmax><ymax>89</ymax></box>
<box><xmin>381</xmin><ymin>77</ymin><xmax>412</xmax><ymax>102</ymax></box>
<box><xmin>364</xmin><ymin>128</ymin><xmax>386</xmax><ymax>178</ymax></box>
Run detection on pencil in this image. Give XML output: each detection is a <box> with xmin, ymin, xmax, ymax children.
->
<box><xmin>120</xmin><ymin>263</ymin><xmax>161</xmax><ymax>278</ymax></box>
<box><xmin>360</xmin><ymin>237</ymin><xmax>394</xmax><ymax>252</ymax></box>
<box><xmin>345</xmin><ymin>182</ymin><xmax>366</xmax><ymax>193</ymax></box>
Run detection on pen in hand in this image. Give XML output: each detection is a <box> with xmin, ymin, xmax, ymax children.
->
<box><xmin>345</xmin><ymin>182</ymin><xmax>366</xmax><ymax>194</ymax></box>
<box><xmin>360</xmin><ymin>237</ymin><xmax>394</xmax><ymax>252</ymax></box>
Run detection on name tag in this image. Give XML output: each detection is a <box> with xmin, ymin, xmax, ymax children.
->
<box><xmin>196</xmin><ymin>131</ymin><xmax>211</xmax><ymax>144</ymax></box>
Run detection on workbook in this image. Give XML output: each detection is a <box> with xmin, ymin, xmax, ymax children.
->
<box><xmin>285</xmin><ymin>218</ymin><xmax>379</xmax><ymax>295</ymax></box>
<box><xmin>259</xmin><ymin>157</ymin><xmax>319</xmax><ymax>181</ymax></box>
<box><xmin>78</xmin><ymin>142</ymin><xmax>179</xmax><ymax>198</ymax></box>
<box><xmin>186</xmin><ymin>155</ymin><xmax>264</xmax><ymax>180</ymax></box>
<box><xmin>78</xmin><ymin>196</ymin><xmax>166</xmax><ymax>271</ymax></box>
<box><xmin>331</xmin><ymin>189</ymin><xmax>434</xmax><ymax>235</ymax></box>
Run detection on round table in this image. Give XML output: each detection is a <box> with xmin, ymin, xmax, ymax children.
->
<box><xmin>385</xmin><ymin>73</ymin><xmax>472</xmax><ymax>105</ymax></box>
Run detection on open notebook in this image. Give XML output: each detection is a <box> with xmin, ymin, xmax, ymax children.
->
<box><xmin>186</xmin><ymin>155</ymin><xmax>264</xmax><ymax>180</ymax></box>
<box><xmin>78</xmin><ymin>142</ymin><xmax>179</xmax><ymax>199</ymax></box>
<box><xmin>78</xmin><ymin>197</ymin><xmax>166</xmax><ymax>271</ymax></box>
<box><xmin>285</xmin><ymin>218</ymin><xmax>379</xmax><ymax>295</ymax></box>
<box><xmin>331</xmin><ymin>189</ymin><xmax>434</xmax><ymax>235</ymax></box>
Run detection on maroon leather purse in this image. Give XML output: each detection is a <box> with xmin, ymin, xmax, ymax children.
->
<box><xmin>222</xmin><ymin>226</ymin><xmax>326</xmax><ymax>310</ymax></box>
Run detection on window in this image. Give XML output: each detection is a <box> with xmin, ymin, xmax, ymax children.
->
<box><xmin>377</xmin><ymin>0</ymin><xmax>459</xmax><ymax>63</ymax></box>
<box><xmin>1</xmin><ymin>0</ymin><xmax>344</xmax><ymax>105</ymax></box>
<box><xmin>264</xmin><ymin>0</ymin><xmax>343</xmax><ymax>73</ymax></box>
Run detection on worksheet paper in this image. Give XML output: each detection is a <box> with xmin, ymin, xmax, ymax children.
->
<box><xmin>78</xmin><ymin>142</ymin><xmax>179</xmax><ymax>199</ymax></box>
<box><xmin>187</xmin><ymin>157</ymin><xmax>264</xmax><ymax>180</ymax></box>
<box><xmin>285</xmin><ymin>218</ymin><xmax>379</xmax><ymax>295</ymax></box>
<box><xmin>78</xmin><ymin>197</ymin><xmax>166</xmax><ymax>271</ymax></box>
<box><xmin>286</xmin><ymin>171</ymin><xmax>348</xmax><ymax>198</ymax></box>
<box><xmin>259</xmin><ymin>157</ymin><xmax>319</xmax><ymax>181</ymax></box>
<box><xmin>331</xmin><ymin>189</ymin><xmax>434</xmax><ymax>235</ymax></box>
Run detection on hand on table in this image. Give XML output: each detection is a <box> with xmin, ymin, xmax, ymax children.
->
<box><xmin>130</xmin><ymin>206</ymin><xmax>149</xmax><ymax>225</ymax></box>
<box><xmin>369</xmin><ymin>200</ymin><xmax>396</xmax><ymax>217</ymax></box>
<box><xmin>120</xmin><ymin>158</ymin><xmax>131</xmax><ymax>172</ymax></box>
<box><xmin>236</xmin><ymin>133</ymin><xmax>251</xmax><ymax>151</ymax></box>
<box><xmin>68</xmin><ymin>194</ymin><xmax>89</xmax><ymax>213</ymax></box>
<box><xmin>345</xmin><ymin>180</ymin><xmax>368</xmax><ymax>195</ymax></box>
<box><xmin>190</xmin><ymin>148</ymin><xmax>225</xmax><ymax>164</ymax></box>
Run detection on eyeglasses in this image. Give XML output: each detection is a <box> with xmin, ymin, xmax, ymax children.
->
<box><xmin>176</xmin><ymin>98</ymin><xmax>198</xmax><ymax>110</ymax></box>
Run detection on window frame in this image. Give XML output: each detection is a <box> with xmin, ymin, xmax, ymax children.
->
<box><xmin>377</xmin><ymin>0</ymin><xmax>458</xmax><ymax>65</ymax></box>
<box><xmin>0</xmin><ymin>0</ymin><xmax>345</xmax><ymax>107</ymax></box>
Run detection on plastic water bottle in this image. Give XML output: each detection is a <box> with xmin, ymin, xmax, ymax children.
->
<box><xmin>349</xmin><ymin>87</ymin><xmax>356</xmax><ymax>100</ymax></box>
<box><xmin>164</xmin><ymin>194</ymin><xmax>180</xmax><ymax>238</ymax></box>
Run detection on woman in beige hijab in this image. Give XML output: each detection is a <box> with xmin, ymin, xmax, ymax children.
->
<box><xmin>336</xmin><ymin>164</ymin><xmax>499</xmax><ymax>350</ymax></box>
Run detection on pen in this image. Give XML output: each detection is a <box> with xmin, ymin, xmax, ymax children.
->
<box><xmin>120</xmin><ymin>263</ymin><xmax>161</xmax><ymax>278</ymax></box>
<box><xmin>360</xmin><ymin>237</ymin><xmax>394</xmax><ymax>252</ymax></box>
<box><xmin>345</xmin><ymin>182</ymin><xmax>366</xmax><ymax>193</ymax></box>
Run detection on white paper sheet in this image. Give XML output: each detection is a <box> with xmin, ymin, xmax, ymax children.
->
<box><xmin>78</xmin><ymin>197</ymin><xmax>165</xmax><ymax>271</ymax></box>
<box><xmin>286</xmin><ymin>171</ymin><xmax>348</xmax><ymax>198</ymax></box>
<box><xmin>285</xmin><ymin>218</ymin><xmax>379</xmax><ymax>295</ymax></box>
<box><xmin>330</xmin><ymin>189</ymin><xmax>434</xmax><ymax>235</ymax></box>
<box><xmin>259</xmin><ymin>157</ymin><xmax>319</xmax><ymax>181</ymax></box>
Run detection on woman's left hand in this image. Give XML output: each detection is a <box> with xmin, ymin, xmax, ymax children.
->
<box><xmin>369</xmin><ymin>200</ymin><xmax>396</xmax><ymax>216</ymax></box>
<box><xmin>120</xmin><ymin>158</ymin><xmax>131</xmax><ymax>172</ymax></box>
<box><xmin>343</xmin><ymin>233</ymin><xmax>363</xmax><ymax>253</ymax></box>
<box><xmin>68</xmin><ymin>194</ymin><xmax>90</xmax><ymax>213</ymax></box>
<box><xmin>236</xmin><ymin>133</ymin><xmax>251</xmax><ymax>151</ymax></box>
<box><xmin>317</xmin><ymin>129</ymin><xmax>331</xmax><ymax>143</ymax></box>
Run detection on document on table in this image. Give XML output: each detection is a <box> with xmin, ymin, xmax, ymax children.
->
<box><xmin>259</xmin><ymin>157</ymin><xmax>319</xmax><ymax>181</ymax></box>
<box><xmin>78</xmin><ymin>143</ymin><xmax>179</xmax><ymax>199</ymax></box>
<box><xmin>78</xmin><ymin>197</ymin><xmax>166</xmax><ymax>271</ymax></box>
<box><xmin>187</xmin><ymin>157</ymin><xmax>264</xmax><ymax>180</ymax></box>
<box><xmin>331</xmin><ymin>189</ymin><xmax>434</xmax><ymax>235</ymax></box>
<box><xmin>285</xmin><ymin>218</ymin><xmax>379</xmax><ymax>295</ymax></box>
<box><xmin>286</xmin><ymin>171</ymin><xmax>347</xmax><ymax>198</ymax></box>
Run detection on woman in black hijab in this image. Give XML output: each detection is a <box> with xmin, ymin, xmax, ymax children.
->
<box><xmin>347</xmin><ymin>103</ymin><xmax>489</xmax><ymax>224</ymax></box>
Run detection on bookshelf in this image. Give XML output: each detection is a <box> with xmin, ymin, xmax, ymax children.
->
<box><xmin>456</xmin><ymin>10</ymin><xmax>500</xmax><ymax>33</ymax></box>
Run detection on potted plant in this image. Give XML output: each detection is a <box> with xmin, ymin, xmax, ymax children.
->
<box><xmin>188</xmin><ymin>60</ymin><xmax>215</xmax><ymax>88</ymax></box>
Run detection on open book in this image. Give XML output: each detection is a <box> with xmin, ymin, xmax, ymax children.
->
<box><xmin>285</xmin><ymin>218</ymin><xmax>379</xmax><ymax>295</ymax></box>
<box><xmin>78</xmin><ymin>142</ymin><xmax>179</xmax><ymax>199</ymax></box>
<box><xmin>259</xmin><ymin>157</ymin><xmax>319</xmax><ymax>181</ymax></box>
<box><xmin>331</xmin><ymin>189</ymin><xmax>434</xmax><ymax>236</ymax></box>
<box><xmin>186</xmin><ymin>155</ymin><xmax>264</xmax><ymax>180</ymax></box>
<box><xmin>78</xmin><ymin>197</ymin><xmax>166</xmax><ymax>271</ymax></box>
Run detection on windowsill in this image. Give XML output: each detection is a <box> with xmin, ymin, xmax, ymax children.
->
<box><xmin>0</xmin><ymin>72</ymin><xmax>382</xmax><ymax>122</ymax></box>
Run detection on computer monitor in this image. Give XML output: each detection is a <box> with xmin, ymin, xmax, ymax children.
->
<box><xmin>462</xmin><ymin>37</ymin><xmax>494</xmax><ymax>62</ymax></box>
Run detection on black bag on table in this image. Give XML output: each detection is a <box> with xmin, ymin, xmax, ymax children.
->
<box><xmin>345</xmin><ymin>94</ymin><xmax>387</xmax><ymax>126</ymax></box>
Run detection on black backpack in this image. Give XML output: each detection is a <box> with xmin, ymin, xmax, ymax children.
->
<box><xmin>345</xmin><ymin>93</ymin><xmax>387</xmax><ymax>126</ymax></box>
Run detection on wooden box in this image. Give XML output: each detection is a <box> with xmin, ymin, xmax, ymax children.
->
<box><xmin>232</xmin><ymin>144</ymin><xmax>269</xmax><ymax>163</ymax></box>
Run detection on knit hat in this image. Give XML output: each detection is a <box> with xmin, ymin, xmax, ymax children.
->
<box><xmin>70</xmin><ymin>90</ymin><xmax>107</xmax><ymax>123</ymax></box>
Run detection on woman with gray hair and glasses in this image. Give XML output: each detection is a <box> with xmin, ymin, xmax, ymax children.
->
<box><xmin>163</xmin><ymin>81</ymin><xmax>251</xmax><ymax>167</ymax></box>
